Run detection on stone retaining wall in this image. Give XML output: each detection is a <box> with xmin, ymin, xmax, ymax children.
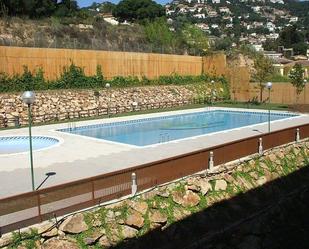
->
<box><xmin>1</xmin><ymin>140</ymin><xmax>308</xmax><ymax>249</ymax></box>
<box><xmin>0</xmin><ymin>84</ymin><xmax>224</xmax><ymax>128</ymax></box>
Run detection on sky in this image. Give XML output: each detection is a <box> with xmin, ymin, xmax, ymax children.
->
<box><xmin>77</xmin><ymin>0</ymin><xmax>170</xmax><ymax>8</ymax></box>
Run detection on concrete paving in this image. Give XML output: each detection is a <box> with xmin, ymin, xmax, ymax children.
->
<box><xmin>0</xmin><ymin>107</ymin><xmax>308</xmax><ymax>198</ymax></box>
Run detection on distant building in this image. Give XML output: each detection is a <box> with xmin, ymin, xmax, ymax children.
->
<box><xmin>166</xmin><ymin>9</ymin><xmax>175</xmax><ymax>15</ymax></box>
<box><xmin>270</xmin><ymin>0</ymin><xmax>284</xmax><ymax>4</ymax></box>
<box><xmin>194</xmin><ymin>13</ymin><xmax>206</xmax><ymax>18</ymax></box>
<box><xmin>208</xmin><ymin>11</ymin><xmax>218</xmax><ymax>17</ymax></box>
<box><xmin>219</xmin><ymin>7</ymin><xmax>230</xmax><ymax>14</ymax></box>
<box><xmin>252</xmin><ymin>44</ymin><xmax>264</xmax><ymax>52</ymax></box>
<box><xmin>289</xmin><ymin>17</ymin><xmax>298</xmax><ymax>23</ymax></box>
<box><xmin>252</xmin><ymin>6</ymin><xmax>261</xmax><ymax>12</ymax></box>
<box><xmin>263</xmin><ymin>51</ymin><xmax>283</xmax><ymax>60</ymax></box>
<box><xmin>195</xmin><ymin>23</ymin><xmax>210</xmax><ymax>31</ymax></box>
<box><xmin>102</xmin><ymin>14</ymin><xmax>119</xmax><ymax>26</ymax></box>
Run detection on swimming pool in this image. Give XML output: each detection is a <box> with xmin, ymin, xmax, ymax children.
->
<box><xmin>0</xmin><ymin>136</ymin><xmax>59</xmax><ymax>154</ymax></box>
<box><xmin>59</xmin><ymin>110</ymin><xmax>296</xmax><ymax>146</ymax></box>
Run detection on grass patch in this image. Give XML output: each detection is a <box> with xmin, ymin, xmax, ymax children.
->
<box><xmin>213</xmin><ymin>101</ymin><xmax>289</xmax><ymax>111</ymax></box>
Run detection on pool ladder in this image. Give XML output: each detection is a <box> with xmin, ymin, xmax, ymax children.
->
<box><xmin>68</xmin><ymin>122</ymin><xmax>76</xmax><ymax>131</ymax></box>
<box><xmin>159</xmin><ymin>133</ymin><xmax>170</xmax><ymax>143</ymax></box>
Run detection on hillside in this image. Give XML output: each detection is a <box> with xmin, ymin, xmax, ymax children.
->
<box><xmin>166</xmin><ymin>0</ymin><xmax>309</xmax><ymax>53</ymax></box>
<box><xmin>1</xmin><ymin>0</ymin><xmax>309</xmax><ymax>55</ymax></box>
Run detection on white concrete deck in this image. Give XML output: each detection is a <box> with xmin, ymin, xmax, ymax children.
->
<box><xmin>0</xmin><ymin>107</ymin><xmax>308</xmax><ymax>198</ymax></box>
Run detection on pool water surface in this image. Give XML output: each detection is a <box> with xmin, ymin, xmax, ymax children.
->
<box><xmin>0</xmin><ymin>136</ymin><xmax>59</xmax><ymax>154</ymax></box>
<box><xmin>60</xmin><ymin>110</ymin><xmax>296</xmax><ymax>146</ymax></box>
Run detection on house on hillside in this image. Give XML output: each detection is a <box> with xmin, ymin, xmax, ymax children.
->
<box><xmin>194</xmin><ymin>13</ymin><xmax>206</xmax><ymax>18</ymax></box>
<box><xmin>101</xmin><ymin>14</ymin><xmax>119</xmax><ymax>25</ymax></box>
<box><xmin>219</xmin><ymin>7</ymin><xmax>230</xmax><ymax>14</ymax></box>
<box><xmin>289</xmin><ymin>17</ymin><xmax>298</xmax><ymax>23</ymax></box>
<box><xmin>195</xmin><ymin>23</ymin><xmax>210</xmax><ymax>32</ymax></box>
<box><xmin>208</xmin><ymin>11</ymin><xmax>218</xmax><ymax>17</ymax></box>
<box><xmin>252</xmin><ymin>6</ymin><xmax>261</xmax><ymax>13</ymax></box>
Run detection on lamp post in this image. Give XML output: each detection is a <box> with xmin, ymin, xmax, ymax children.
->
<box><xmin>105</xmin><ymin>83</ymin><xmax>111</xmax><ymax>117</ymax></box>
<box><xmin>266</xmin><ymin>82</ymin><xmax>272</xmax><ymax>133</ymax></box>
<box><xmin>21</xmin><ymin>91</ymin><xmax>36</xmax><ymax>191</ymax></box>
<box><xmin>304</xmin><ymin>79</ymin><xmax>307</xmax><ymax>104</ymax></box>
<box><xmin>211</xmin><ymin>80</ymin><xmax>215</xmax><ymax>105</ymax></box>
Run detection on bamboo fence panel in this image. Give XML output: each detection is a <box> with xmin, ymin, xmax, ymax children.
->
<box><xmin>0</xmin><ymin>46</ymin><xmax>203</xmax><ymax>80</ymax></box>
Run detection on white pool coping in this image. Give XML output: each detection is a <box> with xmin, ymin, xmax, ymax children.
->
<box><xmin>0</xmin><ymin>106</ymin><xmax>308</xmax><ymax>198</ymax></box>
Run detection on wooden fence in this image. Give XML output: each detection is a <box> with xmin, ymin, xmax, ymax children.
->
<box><xmin>1</xmin><ymin>123</ymin><xmax>308</xmax><ymax>235</ymax></box>
<box><xmin>0</xmin><ymin>46</ymin><xmax>203</xmax><ymax>80</ymax></box>
<box><xmin>234</xmin><ymin>83</ymin><xmax>309</xmax><ymax>105</ymax></box>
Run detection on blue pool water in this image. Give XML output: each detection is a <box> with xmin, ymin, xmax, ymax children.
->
<box><xmin>60</xmin><ymin>110</ymin><xmax>296</xmax><ymax>146</ymax></box>
<box><xmin>0</xmin><ymin>136</ymin><xmax>59</xmax><ymax>154</ymax></box>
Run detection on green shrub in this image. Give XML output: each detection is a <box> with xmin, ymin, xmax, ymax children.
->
<box><xmin>0</xmin><ymin>64</ymin><xmax>230</xmax><ymax>102</ymax></box>
<box><xmin>266</xmin><ymin>74</ymin><xmax>290</xmax><ymax>82</ymax></box>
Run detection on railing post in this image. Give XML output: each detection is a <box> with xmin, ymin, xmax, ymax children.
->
<box><xmin>258</xmin><ymin>137</ymin><xmax>263</xmax><ymax>155</ymax></box>
<box><xmin>37</xmin><ymin>193</ymin><xmax>42</xmax><ymax>222</ymax></box>
<box><xmin>131</xmin><ymin>173</ymin><xmax>137</xmax><ymax>196</ymax></box>
<box><xmin>209</xmin><ymin>151</ymin><xmax>214</xmax><ymax>170</ymax></box>
<box><xmin>296</xmin><ymin>128</ymin><xmax>300</xmax><ymax>143</ymax></box>
<box><xmin>91</xmin><ymin>181</ymin><xmax>95</xmax><ymax>204</ymax></box>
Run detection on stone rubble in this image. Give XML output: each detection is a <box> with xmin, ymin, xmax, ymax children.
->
<box><xmin>0</xmin><ymin>140</ymin><xmax>308</xmax><ymax>249</ymax></box>
<box><xmin>0</xmin><ymin>85</ymin><xmax>225</xmax><ymax>128</ymax></box>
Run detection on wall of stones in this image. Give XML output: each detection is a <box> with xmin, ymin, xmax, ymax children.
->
<box><xmin>1</xmin><ymin>140</ymin><xmax>308</xmax><ymax>248</ymax></box>
<box><xmin>0</xmin><ymin>84</ymin><xmax>223</xmax><ymax>128</ymax></box>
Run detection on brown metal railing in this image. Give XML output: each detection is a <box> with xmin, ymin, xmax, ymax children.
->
<box><xmin>0</xmin><ymin>124</ymin><xmax>308</xmax><ymax>235</ymax></box>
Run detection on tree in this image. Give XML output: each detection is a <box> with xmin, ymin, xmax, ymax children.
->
<box><xmin>54</xmin><ymin>0</ymin><xmax>78</xmax><ymax>17</ymax></box>
<box><xmin>144</xmin><ymin>18</ymin><xmax>178</xmax><ymax>52</ymax></box>
<box><xmin>113</xmin><ymin>0</ymin><xmax>165</xmax><ymax>22</ymax></box>
<box><xmin>212</xmin><ymin>37</ymin><xmax>233</xmax><ymax>51</ymax></box>
<box><xmin>99</xmin><ymin>2</ymin><xmax>116</xmax><ymax>14</ymax></box>
<box><xmin>182</xmin><ymin>24</ymin><xmax>209</xmax><ymax>55</ymax></box>
<box><xmin>288</xmin><ymin>63</ymin><xmax>305</xmax><ymax>103</ymax></box>
<box><xmin>253</xmin><ymin>54</ymin><xmax>274</xmax><ymax>102</ymax></box>
<box><xmin>278</xmin><ymin>25</ymin><xmax>307</xmax><ymax>55</ymax></box>
<box><xmin>2</xmin><ymin>0</ymin><xmax>57</xmax><ymax>17</ymax></box>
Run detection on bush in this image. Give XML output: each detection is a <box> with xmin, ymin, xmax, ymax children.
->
<box><xmin>0</xmin><ymin>63</ymin><xmax>230</xmax><ymax>102</ymax></box>
<box><xmin>266</xmin><ymin>74</ymin><xmax>290</xmax><ymax>82</ymax></box>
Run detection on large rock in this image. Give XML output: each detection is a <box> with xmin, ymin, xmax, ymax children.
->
<box><xmin>149</xmin><ymin>210</ymin><xmax>168</xmax><ymax>224</ymax></box>
<box><xmin>121</xmin><ymin>225</ymin><xmax>138</xmax><ymax>239</ymax></box>
<box><xmin>0</xmin><ymin>233</ymin><xmax>13</xmax><ymax>247</ymax></box>
<box><xmin>199</xmin><ymin>180</ymin><xmax>212</xmax><ymax>195</ymax></box>
<box><xmin>129</xmin><ymin>201</ymin><xmax>148</xmax><ymax>215</ymax></box>
<box><xmin>98</xmin><ymin>236</ymin><xmax>111</xmax><ymax>248</ymax></box>
<box><xmin>257</xmin><ymin>176</ymin><xmax>267</xmax><ymax>186</ymax></box>
<box><xmin>83</xmin><ymin>230</ymin><xmax>103</xmax><ymax>245</ymax></box>
<box><xmin>38</xmin><ymin>222</ymin><xmax>58</xmax><ymax>238</ymax></box>
<box><xmin>172</xmin><ymin>190</ymin><xmax>200</xmax><ymax>207</ymax></box>
<box><xmin>42</xmin><ymin>238</ymin><xmax>79</xmax><ymax>249</ymax></box>
<box><xmin>125</xmin><ymin>210</ymin><xmax>144</xmax><ymax>229</ymax></box>
<box><xmin>59</xmin><ymin>213</ymin><xmax>88</xmax><ymax>234</ymax></box>
<box><xmin>214</xmin><ymin>179</ymin><xmax>227</xmax><ymax>191</ymax></box>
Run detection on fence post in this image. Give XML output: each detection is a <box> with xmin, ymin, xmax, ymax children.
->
<box><xmin>258</xmin><ymin>138</ymin><xmax>263</xmax><ymax>155</ymax></box>
<box><xmin>296</xmin><ymin>128</ymin><xmax>300</xmax><ymax>142</ymax></box>
<box><xmin>91</xmin><ymin>181</ymin><xmax>95</xmax><ymax>204</ymax></box>
<box><xmin>209</xmin><ymin>151</ymin><xmax>214</xmax><ymax>170</ymax></box>
<box><xmin>131</xmin><ymin>173</ymin><xmax>137</xmax><ymax>196</ymax></box>
<box><xmin>37</xmin><ymin>194</ymin><xmax>42</xmax><ymax>222</ymax></box>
